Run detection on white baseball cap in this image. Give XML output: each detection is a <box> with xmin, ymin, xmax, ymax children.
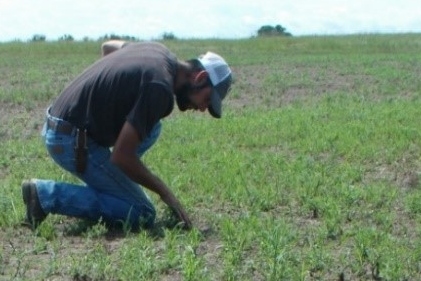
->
<box><xmin>198</xmin><ymin>52</ymin><xmax>232</xmax><ymax>118</ymax></box>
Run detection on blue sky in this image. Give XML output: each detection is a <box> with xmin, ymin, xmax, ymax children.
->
<box><xmin>1</xmin><ymin>0</ymin><xmax>421</xmax><ymax>41</ymax></box>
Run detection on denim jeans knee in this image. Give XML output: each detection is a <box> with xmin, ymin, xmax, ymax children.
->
<box><xmin>36</xmin><ymin>117</ymin><xmax>162</xmax><ymax>229</ymax></box>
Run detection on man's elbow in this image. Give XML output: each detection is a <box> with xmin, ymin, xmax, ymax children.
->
<box><xmin>101</xmin><ymin>40</ymin><xmax>126</xmax><ymax>56</ymax></box>
<box><xmin>110</xmin><ymin>151</ymin><xmax>125</xmax><ymax>168</ymax></box>
<box><xmin>110</xmin><ymin>149</ymin><xmax>138</xmax><ymax>173</ymax></box>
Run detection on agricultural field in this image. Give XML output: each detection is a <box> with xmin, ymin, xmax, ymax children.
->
<box><xmin>1</xmin><ymin>34</ymin><xmax>421</xmax><ymax>280</ymax></box>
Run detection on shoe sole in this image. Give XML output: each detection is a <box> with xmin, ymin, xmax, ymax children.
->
<box><xmin>21</xmin><ymin>182</ymin><xmax>32</xmax><ymax>223</ymax></box>
<box><xmin>21</xmin><ymin>181</ymin><xmax>46</xmax><ymax>228</ymax></box>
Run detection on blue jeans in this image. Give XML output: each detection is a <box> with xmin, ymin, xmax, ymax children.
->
<box><xmin>34</xmin><ymin>113</ymin><xmax>161</xmax><ymax>229</ymax></box>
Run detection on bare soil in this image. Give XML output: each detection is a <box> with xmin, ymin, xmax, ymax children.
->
<box><xmin>1</xmin><ymin>64</ymin><xmax>418</xmax><ymax>280</ymax></box>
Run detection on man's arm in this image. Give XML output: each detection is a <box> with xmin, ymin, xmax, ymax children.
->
<box><xmin>101</xmin><ymin>40</ymin><xmax>127</xmax><ymax>57</ymax></box>
<box><xmin>110</xmin><ymin>121</ymin><xmax>192</xmax><ymax>229</ymax></box>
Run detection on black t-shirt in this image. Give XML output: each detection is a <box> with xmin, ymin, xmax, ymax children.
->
<box><xmin>50</xmin><ymin>42</ymin><xmax>176</xmax><ymax>147</ymax></box>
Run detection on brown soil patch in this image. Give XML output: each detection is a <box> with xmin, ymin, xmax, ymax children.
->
<box><xmin>1</xmin><ymin>60</ymin><xmax>419</xmax><ymax>280</ymax></box>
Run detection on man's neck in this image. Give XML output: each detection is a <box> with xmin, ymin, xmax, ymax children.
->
<box><xmin>174</xmin><ymin>61</ymin><xmax>192</xmax><ymax>92</ymax></box>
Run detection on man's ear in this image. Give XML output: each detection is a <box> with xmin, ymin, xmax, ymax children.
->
<box><xmin>193</xmin><ymin>70</ymin><xmax>209</xmax><ymax>86</ymax></box>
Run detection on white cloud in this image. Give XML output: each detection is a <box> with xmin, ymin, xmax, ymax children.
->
<box><xmin>1</xmin><ymin>0</ymin><xmax>421</xmax><ymax>41</ymax></box>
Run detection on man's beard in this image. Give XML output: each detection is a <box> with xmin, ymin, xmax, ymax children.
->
<box><xmin>175</xmin><ymin>83</ymin><xmax>194</xmax><ymax>111</ymax></box>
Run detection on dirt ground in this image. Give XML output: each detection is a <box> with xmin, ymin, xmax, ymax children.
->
<box><xmin>1</xmin><ymin>63</ymin><xmax>419</xmax><ymax>280</ymax></box>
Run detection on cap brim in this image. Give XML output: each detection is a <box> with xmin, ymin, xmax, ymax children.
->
<box><xmin>208</xmin><ymin>88</ymin><xmax>222</xmax><ymax>118</ymax></box>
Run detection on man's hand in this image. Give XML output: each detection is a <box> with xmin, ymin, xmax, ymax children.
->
<box><xmin>161</xmin><ymin>193</ymin><xmax>192</xmax><ymax>230</ymax></box>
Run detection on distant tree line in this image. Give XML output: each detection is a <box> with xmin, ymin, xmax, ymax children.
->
<box><xmin>28</xmin><ymin>32</ymin><xmax>177</xmax><ymax>42</ymax></box>
<box><xmin>29</xmin><ymin>33</ymin><xmax>140</xmax><ymax>42</ymax></box>
<box><xmin>257</xmin><ymin>25</ymin><xmax>292</xmax><ymax>37</ymax></box>
<box><xmin>27</xmin><ymin>24</ymin><xmax>291</xmax><ymax>42</ymax></box>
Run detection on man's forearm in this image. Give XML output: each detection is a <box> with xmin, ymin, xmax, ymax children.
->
<box><xmin>111</xmin><ymin>151</ymin><xmax>192</xmax><ymax>229</ymax></box>
<box><xmin>111</xmin><ymin>152</ymin><xmax>175</xmax><ymax>199</ymax></box>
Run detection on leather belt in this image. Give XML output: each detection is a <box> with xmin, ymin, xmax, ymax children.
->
<box><xmin>46</xmin><ymin>118</ymin><xmax>75</xmax><ymax>135</ymax></box>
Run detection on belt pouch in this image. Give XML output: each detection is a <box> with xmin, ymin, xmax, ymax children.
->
<box><xmin>74</xmin><ymin>128</ymin><xmax>87</xmax><ymax>173</ymax></box>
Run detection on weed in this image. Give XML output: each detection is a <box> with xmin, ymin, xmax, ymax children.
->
<box><xmin>2</xmin><ymin>35</ymin><xmax>421</xmax><ymax>280</ymax></box>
